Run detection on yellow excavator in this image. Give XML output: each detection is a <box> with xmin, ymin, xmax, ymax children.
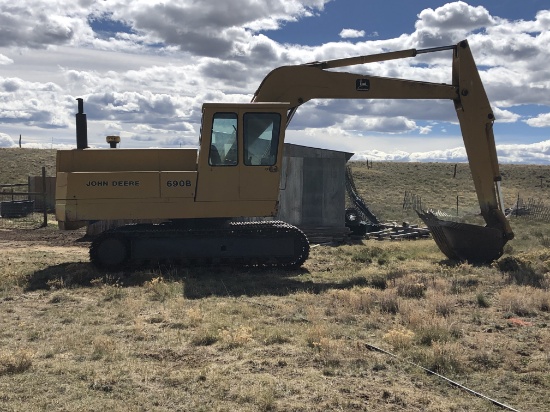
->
<box><xmin>55</xmin><ymin>39</ymin><xmax>514</xmax><ymax>270</ymax></box>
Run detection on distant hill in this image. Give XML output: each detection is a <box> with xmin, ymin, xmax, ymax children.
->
<box><xmin>0</xmin><ymin>148</ymin><xmax>57</xmax><ymax>184</ymax></box>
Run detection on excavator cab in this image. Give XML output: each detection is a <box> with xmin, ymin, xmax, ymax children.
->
<box><xmin>195</xmin><ymin>103</ymin><xmax>288</xmax><ymax>204</ymax></box>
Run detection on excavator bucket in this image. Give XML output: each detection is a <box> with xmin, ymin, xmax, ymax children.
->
<box><xmin>418</xmin><ymin>211</ymin><xmax>505</xmax><ymax>263</ymax></box>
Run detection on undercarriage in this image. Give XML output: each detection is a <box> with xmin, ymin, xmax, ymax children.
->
<box><xmin>89</xmin><ymin>220</ymin><xmax>310</xmax><ymax>271</ymax></box>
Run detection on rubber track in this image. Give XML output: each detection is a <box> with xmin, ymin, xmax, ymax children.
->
<box><xmin>89</xmin><ymin>220</ymin><xmax>310</xmax><ymax>271</ymax></box>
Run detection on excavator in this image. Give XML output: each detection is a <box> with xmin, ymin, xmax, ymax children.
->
<box><xmin>55</xmin><ymin>39</ymin><xmax>514</xmax><ymax>270</ymax></box>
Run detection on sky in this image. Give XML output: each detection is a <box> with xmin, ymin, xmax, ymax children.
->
<box><xmin>1</xmin><ymin>0</ymin><xmax>550</xmax><ymax>163</ymax></box>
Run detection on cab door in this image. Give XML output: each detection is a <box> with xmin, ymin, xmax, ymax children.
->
<box><xmin>239</xmin><ymin>111</ymin><xmax>285</xmax><ymax>200</ymax></box>
<box><xmin>195</xmin><ymin>103</ymin><xmax>287</xmax><ymax>204</ymax></box>
<box><xmin>195</xmin><ymin>109</ymin><xmax>240</xmax><ymax>202</ymax></box>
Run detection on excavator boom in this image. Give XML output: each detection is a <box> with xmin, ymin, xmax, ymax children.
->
<box><xmin>252</xmin><ymin>39</ymin><xmax>513</xmax><ymax>262</ymax></box>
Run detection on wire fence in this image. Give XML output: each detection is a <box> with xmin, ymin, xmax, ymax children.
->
<box><xmin>402</xmin><ymin>191</ymin><xmax>456</xmax><ymax>218</ymax></box>
<box><xmin>403</xmin><ymin>190</ymin><xmax>550</xmax><ymax>223</ymax></box>
<box><xmin>506</xmin><ymin>197</ymin><xmax>550</xmax><ymax>221</ymax></box>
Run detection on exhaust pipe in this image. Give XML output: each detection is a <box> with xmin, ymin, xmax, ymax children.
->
<box><xmin>76</xmin><ymin>98</ymin><xmax>88</xmax><ymax>149</ymax></box>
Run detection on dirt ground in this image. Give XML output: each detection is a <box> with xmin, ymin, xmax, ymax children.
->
<box><xmin>0</xmin><ymin>227</ymin><xmax>89</xmax><ymax>248</ymax></box>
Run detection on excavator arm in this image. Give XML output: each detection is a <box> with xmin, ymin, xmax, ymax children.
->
<box><xmin>253</xmin><ymin>39</ymin><xmax>513</xmax><ymax>262</ymax></box>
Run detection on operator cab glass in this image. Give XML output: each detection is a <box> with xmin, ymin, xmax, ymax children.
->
<box><xmin>209</xmin><ymin>113</ymin><xmax>238</xmax><ymax>166</ymax></box>
<box><xmin>244</xmin><ymin>113</ymin><xmax>281</xmax><ymax>166</ymax></box>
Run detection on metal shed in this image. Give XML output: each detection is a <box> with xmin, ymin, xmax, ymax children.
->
<box><xmin>277</xmin><ymin>143</ymin><xmax>354</xmax><ymax>242</ymax></box>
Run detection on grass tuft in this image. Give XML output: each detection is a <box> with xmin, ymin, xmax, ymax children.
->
<box><xmin>378</xmin><ymin>289</ymin><xmax>400</xmax><ymax>314</ymax></box>
<box><xmin>0</xmin><ymin>349</ymin><xmax>33</xmax><ymax>375</ymax></box>
<box><xmin>383</xmin><ymin>327</ymin><xmax>415</xmax><ymax>351</ymax></box>
<box><xmin>144</xmin><ymin>276</ymin><xmax>182</xmax><ymax>302</ymax></box>
<box><xmin>497</xmin><ymin>254</ymin><xmax>548</xmax><ymax>288</ymax></box>
<box><xmin>351</xmin><ymin>246</ymin><xmax>389</xmax><ymax>264</ymax></box>
<box><xmin>498</xmin><ymin>286</ymin><xmax>539</xmax><ymax>317</ymax></box>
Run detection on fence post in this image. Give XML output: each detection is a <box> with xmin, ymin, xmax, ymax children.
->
<box><xmin>42</xmin><ymin>167</ymin><xmax>47</xmax><ymax>227</ymax></box>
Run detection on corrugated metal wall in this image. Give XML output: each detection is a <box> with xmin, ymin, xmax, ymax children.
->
<box><xmin>278</xmin><ymin>144</ymin><xmax>353</xmax><ymax>231</ymax></box>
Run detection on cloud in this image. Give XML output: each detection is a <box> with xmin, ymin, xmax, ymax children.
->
<box><xmin>101</xmin><ymin>0</ymin><xmax>331</xmax><ymax>57</ymax></box>
<box><xmin>352</xmin><ymin>140</ymin><xmax>550</xmax><ymax>164</ymax></box>
<box><xmin>0</xmin><ymin>77</ymin><xmax>71</xmax><ymax>128</ymax></box>
<box><xmin>0</xmin><ymin>2</ymin><xmax>94</xmax><ymax>48</ymax></box>
<box><xmin>352</xmin><ymin>146</ymin><xmax>467</xmax><ymax>163</ymax></box>
<box><xmin>497</xmin><ymin>140</ymin><xmax>550</xmax><ymax>163</ymax></box>
<box><xmin>343</xmin><ymin>116</ymin><xmax>419</xmax><ymax>134</ymax></box>
<box><xmin>339</xmin><ymin>29</ymin><xmax>365</xmax><ymax>39</ymax></box>
<box><xmin>412</xmin><ymin>1</ymin><xmax>496</xmax><ymax>47</ymax></box>
<box><xmin>524</xmin><ymin>113</ymin><xmax>550</xmax><ymax>127</ymax></box>
<box><xmin>0</xmin><ymin>54</ymin><xmax>13</xmax><ymax>65</ymax></box>
<box><xmin>0</xmin><ymin>133</ymin><xmax>16</xmax><ymax>147</ymax></box>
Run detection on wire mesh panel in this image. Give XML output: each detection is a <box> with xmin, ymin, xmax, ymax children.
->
<box><xmin>507</xmin><ymin>197</ymin><xmax>550</xmax><ymax>221</ymax></box>
<box><xmin>0</xmin><ymin>183</ymin><xmax>47</xmax><ymax>229</ymax></box>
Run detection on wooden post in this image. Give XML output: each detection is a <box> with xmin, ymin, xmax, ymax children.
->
<box><xmin>456</xmin><ymin>195</ymin><xmax>459</xmax><ymax>216</ymax></box>
<box><xmin>41</xmin><ymin>167</ymin><xmax>47</xmax><ymax>227</ymax></box>
<box><xmin>453</xmin><ymin>164</ymin><xmax>457</xmax><ymax>178</ymax></box>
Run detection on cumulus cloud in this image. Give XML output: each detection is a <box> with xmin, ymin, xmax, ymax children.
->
<box><xmin>524</xmin><ymin>113</ymin><xmax>550</xmax><ymax>127</ymax></box>
<box><xmin>352</xmin><ymin>146</ymin><xmax>467</xmax><ymax>163</ymax></box>
<box><xmin>0</xmin><ymin>54</ymin><xmax>13</xmax><ymax>65</ymax></box>
<box><xmin>0</xmin><ymin>77</ymin><xmax>71</xmax><ymax>128</ymax></box>
<box><xmin>339</xmin><ymin>29</ymin><xmax>365</xmax><ymax>39</ymax></box>
<box><xmin>497</xmin><ymin>140</ymin><xmax>550</xmax><ymax>163</ymax></box>
<box><xmin>0</xmin><ymin>2</ymin><xmax>94</xmax><ymax>48</ymax></box>
<box><xmin>412</xmin><ymin>1</ymin><xmax>496</xmax><ymax>47</ymax></box>
<box><xmin>343</xmin><ymin>116</ymin><xmax>419</xmax><ymax>134</ymax></box>
<box><xmin>100</xmin><ymin>0</ymin><xmax>331</xmax><ymax>57</ymax></box>
<box><xmin>352</xmin><ymin>140</ymin><xmax>550</xmax><ymax>165</ymax></box>
<box><xmin>0</xmin><ymin>133</ymin><xmax>15</xmax><ymax>147</ymax></box>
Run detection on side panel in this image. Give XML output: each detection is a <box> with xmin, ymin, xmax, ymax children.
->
<box><xmin>63</xmin><ymin>172</ymin><xmax>161</xmax><ymax>199</ymax></box>
<box><xmin>58</xmin><ymin>199</ymin><xmax>277</xmax><ymax>221</ymax></box>
<box><xmin>56</xmin><ymin>148</ymin><xmax>198</xmax><ymax>172</ymax></box>
<box><xmin>194</xmin><ymin>166</ymin><xmax>240</xmax><ymax>201</ymax></box>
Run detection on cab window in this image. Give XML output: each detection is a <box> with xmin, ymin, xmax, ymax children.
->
<box><xmin>243</xmin><ymin>113</ymin><xmax>281</xmax><ymax>166</ymax></box>
<box><xmin>209</xmin><ymin>113</ymin><xmax>238</xmax><ymax>166</ymax></box>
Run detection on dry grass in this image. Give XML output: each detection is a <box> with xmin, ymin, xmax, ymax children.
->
<box><xmin>0</xmin><ymin>148</ymin><xmax>56</xmax><ymax>184</ymax></box>
<box><xmin>1</xmin><ymin>155</ymin><xmax>550</xmax><ymax>410</ymax></box>
<box><xmin>3</xmin><ymin>235</ymin><xmax>547</xmax><ymax>411</ymax></box>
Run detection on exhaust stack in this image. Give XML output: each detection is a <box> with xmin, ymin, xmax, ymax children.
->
<box><xmin>76</xmin><ymin>98</ymin><xmax>88</xmax><ymax>149</ymax></box>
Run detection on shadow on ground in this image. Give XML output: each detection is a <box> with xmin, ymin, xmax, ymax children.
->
<box><xmin>26</xmin><ymin>262</ymin><xmax>372</xmax><ymax>299</ymax></box>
